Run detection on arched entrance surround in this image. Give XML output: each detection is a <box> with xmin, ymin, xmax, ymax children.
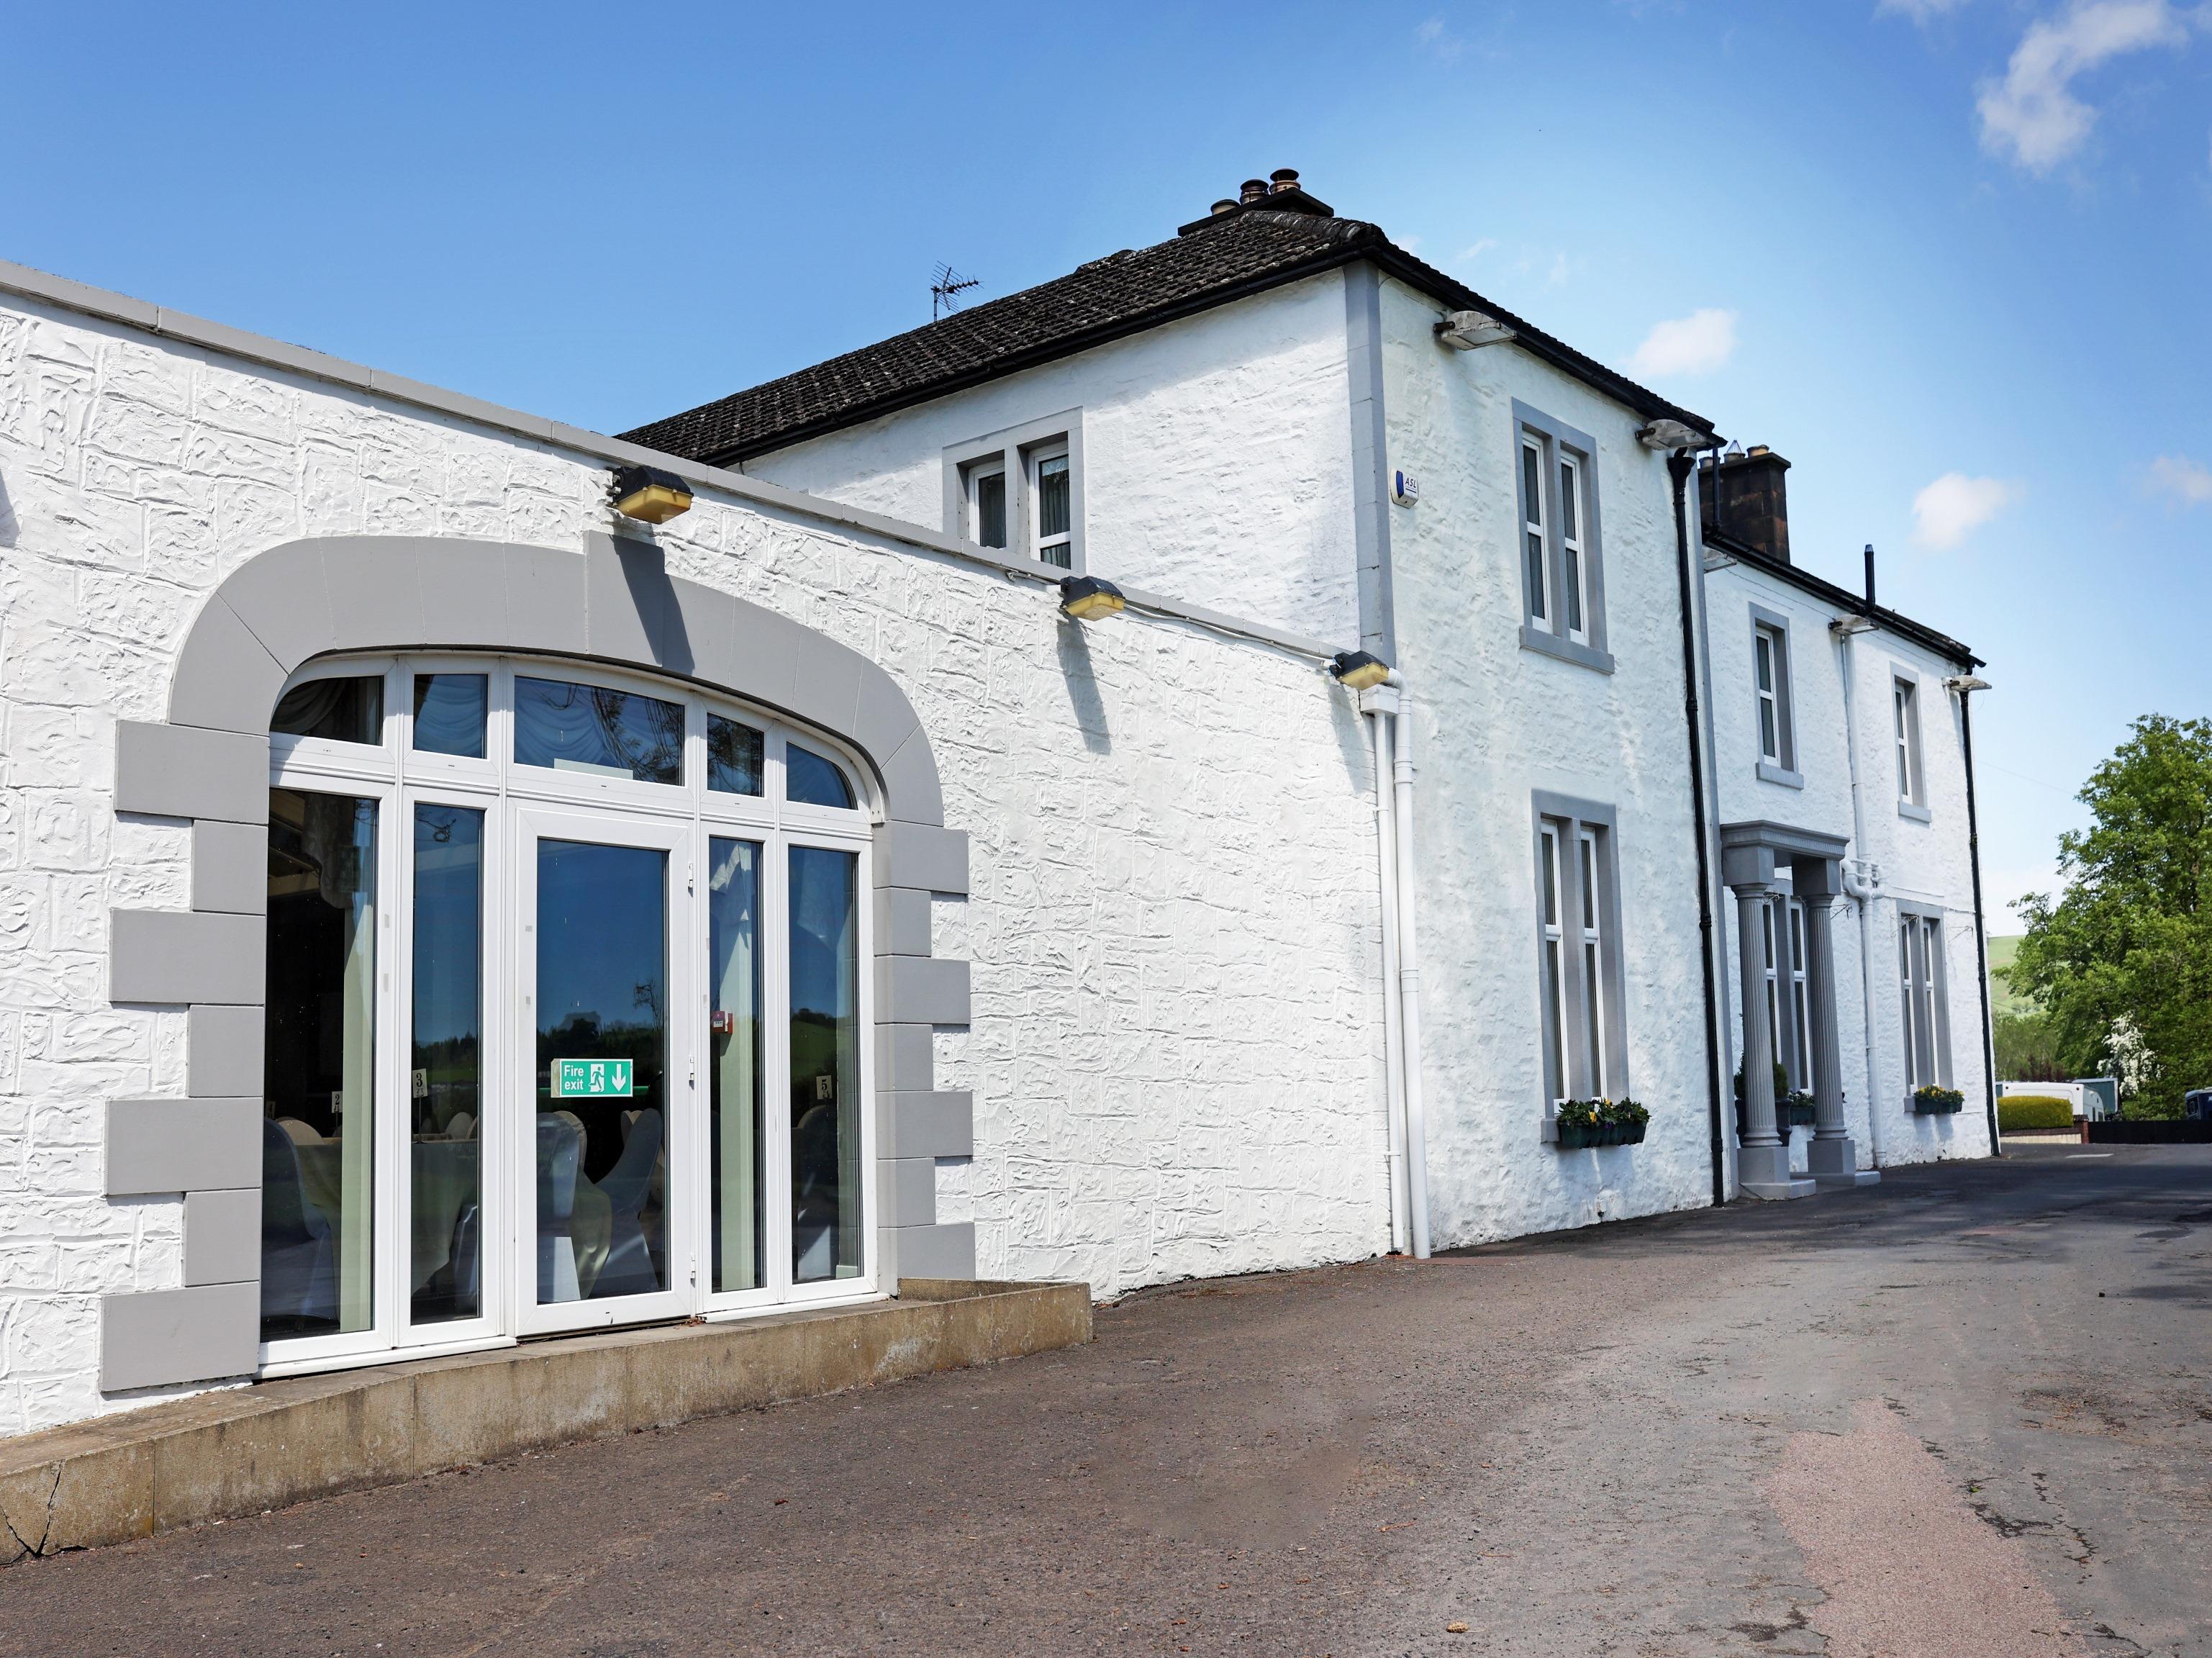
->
<box><xmin>100</xmin><ymin>533</ymin><xmax>975</xmax><ymax>1392</ymax></box>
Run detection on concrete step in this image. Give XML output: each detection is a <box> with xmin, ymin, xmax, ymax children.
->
<box><xmin>0</xmin><ymin>1279</ymin><xmax>1089</xmax><ymax>1562</ymax></box>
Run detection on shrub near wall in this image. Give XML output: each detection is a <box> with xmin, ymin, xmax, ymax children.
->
<box><xmin>1998</xmin><ymin>1095</ymin><xmax>2075</xmax><ymax>1131</ymax></box>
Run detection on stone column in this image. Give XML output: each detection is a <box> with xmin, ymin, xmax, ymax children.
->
<box><xmin>1796</xmin><ymin>858</ymin><xmax>1880</xmax><ymax>1190</ymax></box>
<box><xmin>1723</xmin><ymin>843</ymin><xmax>1813</xmax><ymax>1200</ymax></box>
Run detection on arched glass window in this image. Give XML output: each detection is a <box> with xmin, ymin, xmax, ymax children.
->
<box><xmin>259</xmin><ymin>654</ymin><xmax>875</xmax><ymax>1372</ymax></box>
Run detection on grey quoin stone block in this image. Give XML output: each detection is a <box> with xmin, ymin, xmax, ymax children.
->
<box><xmin>892</xmin><ymin>1223</ymin><xmax>977</xmax><ymax>1281</ymax></box>
<box><xmin>187</xmin><ymin>1005</ymin><xmax>264</xmax><ymax>1098</ymax></box>
<box><xmin>109</xmin><ymin>910</ymin><xmax>263</xmax><ymax>1005</ymax></box>
<box><xmin>114</xmin><ymin>721</ymin><xmax>269</xmax><ymax>824</ymax></box>
<box><xmin>884</xmin><ymin>1091</ymin><xmax>974</xmax><ymax>1159</ymax></box>
<box><xmin>877</xmin><ymin>956</ymin><xmax>971</xmax><ymax>1026</ymax></box>
<box><xmin>106</xmin><ymin>1098</ymin><xmax>263</xmax><ymax>1195</ymax></box>
<box><xmin>874</xmin><ymin>887</ymin><xmax>933</xmax><ymax>956</ymax></box>
<box><xmin>190</xmin><ymin>820</ymin><xmax>268</xmax><ymax>915</ymax></box>
<box><xmin>100</xmin><ymin>1282</ymin><xmax>258</xmax><ymax>1392</ymax></box>
<box><xmin>167</xmin><ymin>597</ymin><xmax>286</xmax><ymax>735</ymax></box>
<box><xmin>887</xmin><ymin>1157</ymin><xmax>937</xmax><ymax>1228</ymax></box>
<box><xmin>876</xmin><ymin>822</ymin><xmax>969</xmax><ymax>894</ymax></box>
<box><xmin>183</xmin><ymin>1188</ymin><xmax>262</xmax><ymax>1286</ymax></box>
<box><xmin>876</xmin><ymin>1025</ymin><xmax>935</xmax><ymax>1094</ymax></box>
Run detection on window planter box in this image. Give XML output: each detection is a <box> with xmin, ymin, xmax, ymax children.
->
<box><xmin>1780</xmin><ymin>1094</ymin><xmax>1818</xmax><ymax>1129</ymax></box>
<box><xmin>1911</xmin><ymin>1087</ymin><xmax>1965</xmax><ymax>1116</ymax></box>
<box><xmin>1554</xmin><ymin>1118</ymin><xmax>1649</xmax><ymax>1151</ymax></box>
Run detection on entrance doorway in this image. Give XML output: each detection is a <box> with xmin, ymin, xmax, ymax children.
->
<box><xmin>259</xmin><ymin>656</ymin><xmax>874</xmax><ymax>1374</ymax></box>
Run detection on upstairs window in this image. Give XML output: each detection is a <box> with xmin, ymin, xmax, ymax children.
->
<box><xmin>1511</xmin><ymin>402</ymin><xmax>1610</xmax><ymax>673</ymax></box>
<box><xmin>944</xmin><ymin>413</ymin><xmax>1084</xmax><ymax>572</ymax></box>
<box><xmin>1893</xmin><ymin>673</ymin><xmax>1928</xmax><ymax>819</ymax></box>
<box><xmin>1750</xmin><ymin>607</ymin><xmax>1800</xmax><ymax>787</ymax></box>
<box><xmin>1033</xmin><ymin>445</ymin><xmax>1073</xmax><ymax>571</ymax></box>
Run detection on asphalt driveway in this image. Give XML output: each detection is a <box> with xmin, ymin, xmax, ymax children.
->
<box><xmin>4</xmin><ymin>1144</ymin><xmax>2206</xmax><ymax>1657</ymax></box>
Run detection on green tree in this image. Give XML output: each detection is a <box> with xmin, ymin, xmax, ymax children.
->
<box><xmin>2011</xmin><ymin>715</ymin><xmax>2212</xmax><ymax>1118</ymax></box>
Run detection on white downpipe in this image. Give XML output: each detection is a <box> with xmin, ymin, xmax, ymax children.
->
<box><xmin>1369</xmin><ymin>693</ymin><xmax>1411</xmax><ymax>1255</ymax></box>
<box><xmin>1387</xmin><ymin>676</ymin><xmax>1433</xmax><ymax>1258</ymax></box>
<box><xmin>1833</xmin><ymin>622</ymin><xmax>1887</xmax><ymax>1168</ymax></box>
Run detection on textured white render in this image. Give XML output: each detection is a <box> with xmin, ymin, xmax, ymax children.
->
<box><xmin>0</xmin><ymin>293</ymin><xmax>1389</xmax><ymax>1435</ymax></box>
<box><xmin>1374</xmin><ymin>278</ymin><xmax>1718</xmax><ymax>1246</ymax></box>
<box><xmin>1705</xmin><ymin>557</ymin><xmax>1993</xmax><ymax>1167</ymax></box>
<box><xmin>748</xmin><ymin>272</ymin><xmax>1362</xmax><ymax>645</ymax></box>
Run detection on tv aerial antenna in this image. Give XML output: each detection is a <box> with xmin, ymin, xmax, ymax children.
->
<box><xmin>931</xmin><ymin>263</ymin><xmax>980</xmax><ymax>320</ymax></box>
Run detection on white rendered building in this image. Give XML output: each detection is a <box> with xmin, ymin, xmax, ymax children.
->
<box><xmin>0</xmin><ymin>170</ymin><xmax>1992</xmax><ymax>1436</ymax></box>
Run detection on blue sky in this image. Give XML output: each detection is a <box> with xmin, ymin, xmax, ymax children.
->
<box><xmin>14</xmin><ymin>3</ymin><xmax>2211</xmax><ymax>922</ymax></box>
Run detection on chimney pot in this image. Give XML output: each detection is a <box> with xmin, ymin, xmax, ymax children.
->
<box><xmin>1240</xmin><ymin>178</ymin><xmax>1270</xmax><ymax>204</ymax></box>
<box><xmin>1270</xmin><ymin>168</ymin><xmax>1300</xmax><ymax>193</ymax></box>
<box><xmin>1210</xmin><ymin>198</ymin><xmax>1238</xmax><ymax>216</ymax></box>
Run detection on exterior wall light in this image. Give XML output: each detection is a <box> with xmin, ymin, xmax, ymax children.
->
<box><xmin>1330</xmin><ymin>650</ymin><xmax>1392</xmax><ymax>691</ymax></box>
<box><xmin>610</xmin><ymin>464</ymin><xmax>694</xmax><ymax>524</ymax></box>
<box><xmin>1944</xmin><ymin>675</ymin><xmax>1992</xmax><ymax>694</ymax></box>
<box><xmin>1637</xmin><ymin>419</ymin><xmax>1712</xmax><ymax>451</ymax></box>
<box><xmin>1058</xmin><ymin>575</ymin><xmax>1126</xmax><ymax>620</ymax></box>
<box><xmin>1436</xmin><ymin>309</ymin><xmax>1515</xmax><ymax>350</ymax></box>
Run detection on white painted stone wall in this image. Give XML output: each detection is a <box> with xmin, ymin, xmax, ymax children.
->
<box><xmin>1704</xmin><ymin>556</ymin><xmax>1995</xmax><ymax>1168</ymax></box>
<box><xmin>0</xmin><ymin>291</ymin><xmax>1390</xmax><ymax>1436</ymax></box>
<box><xmin>1374</xmin><ymin>276</ymin><xmax>1719</xmax><ymax>1245</ymax></box>
<box><xmin>747</xmin><ymin>271</ymin><xmax>1363</xmax><ymax>645</ymax></box>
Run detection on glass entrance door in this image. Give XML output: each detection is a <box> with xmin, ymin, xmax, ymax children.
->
<box><xmin>515</xmin><ymin>807</ymin><xmax>693</xmax><ymax>1333</ymax></box>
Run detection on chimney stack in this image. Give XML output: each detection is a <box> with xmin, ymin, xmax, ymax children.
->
<box><xmin>1700</xmin><ymin>443</ymin><xmax>1792</xmax><ymax>564</ymax></box>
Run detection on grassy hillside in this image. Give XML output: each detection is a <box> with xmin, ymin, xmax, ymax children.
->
<box><xmin>1986</xmin><ymin>934</ymin><xmax>2040</xmax><ymax>1020</ymax></box>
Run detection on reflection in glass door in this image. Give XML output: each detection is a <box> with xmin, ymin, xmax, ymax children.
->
<box><xmin>533</xmin><ymin>838</ymin><xmax>673</xmax><ymax>1308</ymax></box>
<box><xmin>708</xmin><ymin>839</ymin><xmax>763</xmax><ymax>1293</ymax></box>
<box><xmin>789</xmin><ymin>846</ymin><xmax>861</xmax><ymax>1282</ymax></box>
<box><xmin>410</xmin><ymin>804</ymin><xmax>484</xmax><ymax>1326</ymax></box>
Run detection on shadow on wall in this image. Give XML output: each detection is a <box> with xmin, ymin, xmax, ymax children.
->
<box><xmin>0</xmin><ymin>466</ymin><xmax>17</xmax><ymax>547</ymax></box>
<box><xmin>1055</xmin><ymin>620</ymin><xmax>1112</xmax><ymax>755</ymax></box>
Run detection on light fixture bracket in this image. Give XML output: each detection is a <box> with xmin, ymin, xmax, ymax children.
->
<box><xmin>1058</xmin><ymin>574</ymin><xmax>1126</xmax><ymax>621</ymax></box>
<box><xmin>1435</xmin><ymin>309</ymin><xmax>1515</xmax><ymax>350</ymax></box>
<box><xmin>611</xmin><ymin>464</ymin><xmax>694</xmax><ymax>525</ymax></box>
<box><xmin>1329</xmin><ymin>650</ymin><xmax>1392</xmax><ymax>692</ymax></box>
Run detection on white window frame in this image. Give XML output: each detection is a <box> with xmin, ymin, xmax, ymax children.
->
<box><xmin>1787</xmin><ymin>898</ymin><xmax>1813</xmax><ymax>1095</ymax></box>
<box><xmin>941</xmin><ymin>411</ymin><xmax>1084</xmax><ymax>574</ymax></box>
<box><xmin>1893</xmin><ymin>669</ymin><xmax>1930</xmax><ymax>821</ymax></box>
<box><xmin>963</xmin><ymin>456</ymin><xmax>1008</xmax><ymax>551</ymax></box>
<box><xmin>1749</xmin><ymin>604</ymin><xmax>1803</xmax><ymax>788</ymax></box>
<box><xmin>1512</xmin><ymin>401</ymin><xmax>1612</xmax><ymax>674</ymax></box>
<box><xmin>1027</xmin><ymin>438</ymin><xmax>1074</xmax><ymax>571</ymax></box>
<box><xmin>1898</xmin><ymin>905</ymin><xmax>1952</xmax><ymax>1095</ymax></box>
<box><xmin>259</xmin><ymin>652</ymin><xmax>879</xmax><ymax>1379</ymax></box>
<box><xmin>1533</xmin><ymin>793</ymin><xmax>1628</xmax><ymax>1118</ymax></box>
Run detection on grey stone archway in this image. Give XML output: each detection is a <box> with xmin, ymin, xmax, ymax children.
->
<box><xmin>100</xmin><ymin>533</ymin><xmax>975</xmax><ymax>1392</ymax></box>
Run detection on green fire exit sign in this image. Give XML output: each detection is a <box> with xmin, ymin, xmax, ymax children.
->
<box><xmin>550</xmin><ymin>1059</ymin><xmax>633</xmax><ymax>1099</ymax></box>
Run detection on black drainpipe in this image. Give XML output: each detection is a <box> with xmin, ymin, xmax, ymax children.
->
<box><xmin>1957</xmin><ymin>684</ymin><xmax>2003</xmax><ymax>1157</ymax></box>
<box><xmin>1669</xmin><ymin>452</ymin><xmax>1728</xmax><ymax>1206</ymax></box>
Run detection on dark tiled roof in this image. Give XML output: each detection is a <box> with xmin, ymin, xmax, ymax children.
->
<box><xmin>621</xmin><ymin>208</ymin><xmax>1715</xmax><ymax>463</ymax></box>
<box><xmin>1704</xmin><ymin>525</ymin><xmax>1980</xmax><ymax>668</ymax></box>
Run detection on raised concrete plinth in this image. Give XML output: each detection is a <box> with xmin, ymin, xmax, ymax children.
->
<box><xmin>1808</xmin><ymin>1136</ymin><xmax>1880</xmax><ymax>1191</ymax></box>
<box><xmin>1739</xmin><ymin>1143</ymin><xmax>1816</xmax><ymax>1201</ymax></box>
<box><xmin>0</xmin><ymin>1279</ymin><xmax>1088</xmax><ymax>1562</ymax></box>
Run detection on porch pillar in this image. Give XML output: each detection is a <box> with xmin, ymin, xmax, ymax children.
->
<box><xmin>1796</xmin><ymin>858</ymin><xmax>1880</xmax><ymax>1190</ymax></box>
<box><xmin>1723</xmin><ymin>843</ymin><xmax>1815</xmax><ymax>1200</ymax></box>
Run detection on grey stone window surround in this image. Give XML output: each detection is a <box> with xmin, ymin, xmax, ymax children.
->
<box><xmin>1892</xmin><ymin>662</ymin><xmax>1931</xmax><ymax>821</ymax></box>
<box><xmin>100</xmin><ymin>532</ymin><xmax>976</xmax><ymax>1396</ymax></box>
<box><xmin>940</xmin><ymin>410</ymin><xmax>1086</xmax><ymax>574</ymax></box>
<box><xmin>1531</xmin><ymin>790</ymin><xmax>1631</xmax><ymax>1129</ymax></box>
<box><xmin>1895</xmin><ymin>897</ymin><xmax>1954</xmax><ymax>1092</ymax></box>
<box><xmin>1749</xmin><ymin>602</ymin><xmax>1803</xmax><ymax>789</ymax></box>
<box><xmin>1512</xmin><ymin>400</ymin><xmax>1615</xmax><ymax>676</ymax></box>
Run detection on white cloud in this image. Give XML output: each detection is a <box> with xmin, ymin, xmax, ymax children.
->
<box><xmin>1546</xmin><ymin>251</ymin><xmax>1573</xmax><ymax>286</ymax></box>
<box><xmin>1910</xmin><ymin>473</ymin><xmax>2019</xmax><ymax>548</ymax></box>
<box><xmin>1415</xmin><ymin>15</ymin><xmax>1465</xmax><ymax>62</ymax></box>
<box><xmin>2149</xmin><ymin>453</ymin><xmax>2212</xmax><ymax>505</ymax></box>
<box><xmin>1977</xmin><ymin>0</ymin><xmax>2190</xmax><ymax>173</ymax></box>
<box><xmin>1456</xmin><ymin>238</ymin><xmax>1497</xmax><ymax>263</ymax></box>
<box><xmin>1629</xmin><ymin>308</ymin><xmax>1738</xmax><ymax>378</ymax></box>
<box><xmin>1878</xmin><ymin>0</ymin><xmax>1970</xmax><ymax>22</ymax></box>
